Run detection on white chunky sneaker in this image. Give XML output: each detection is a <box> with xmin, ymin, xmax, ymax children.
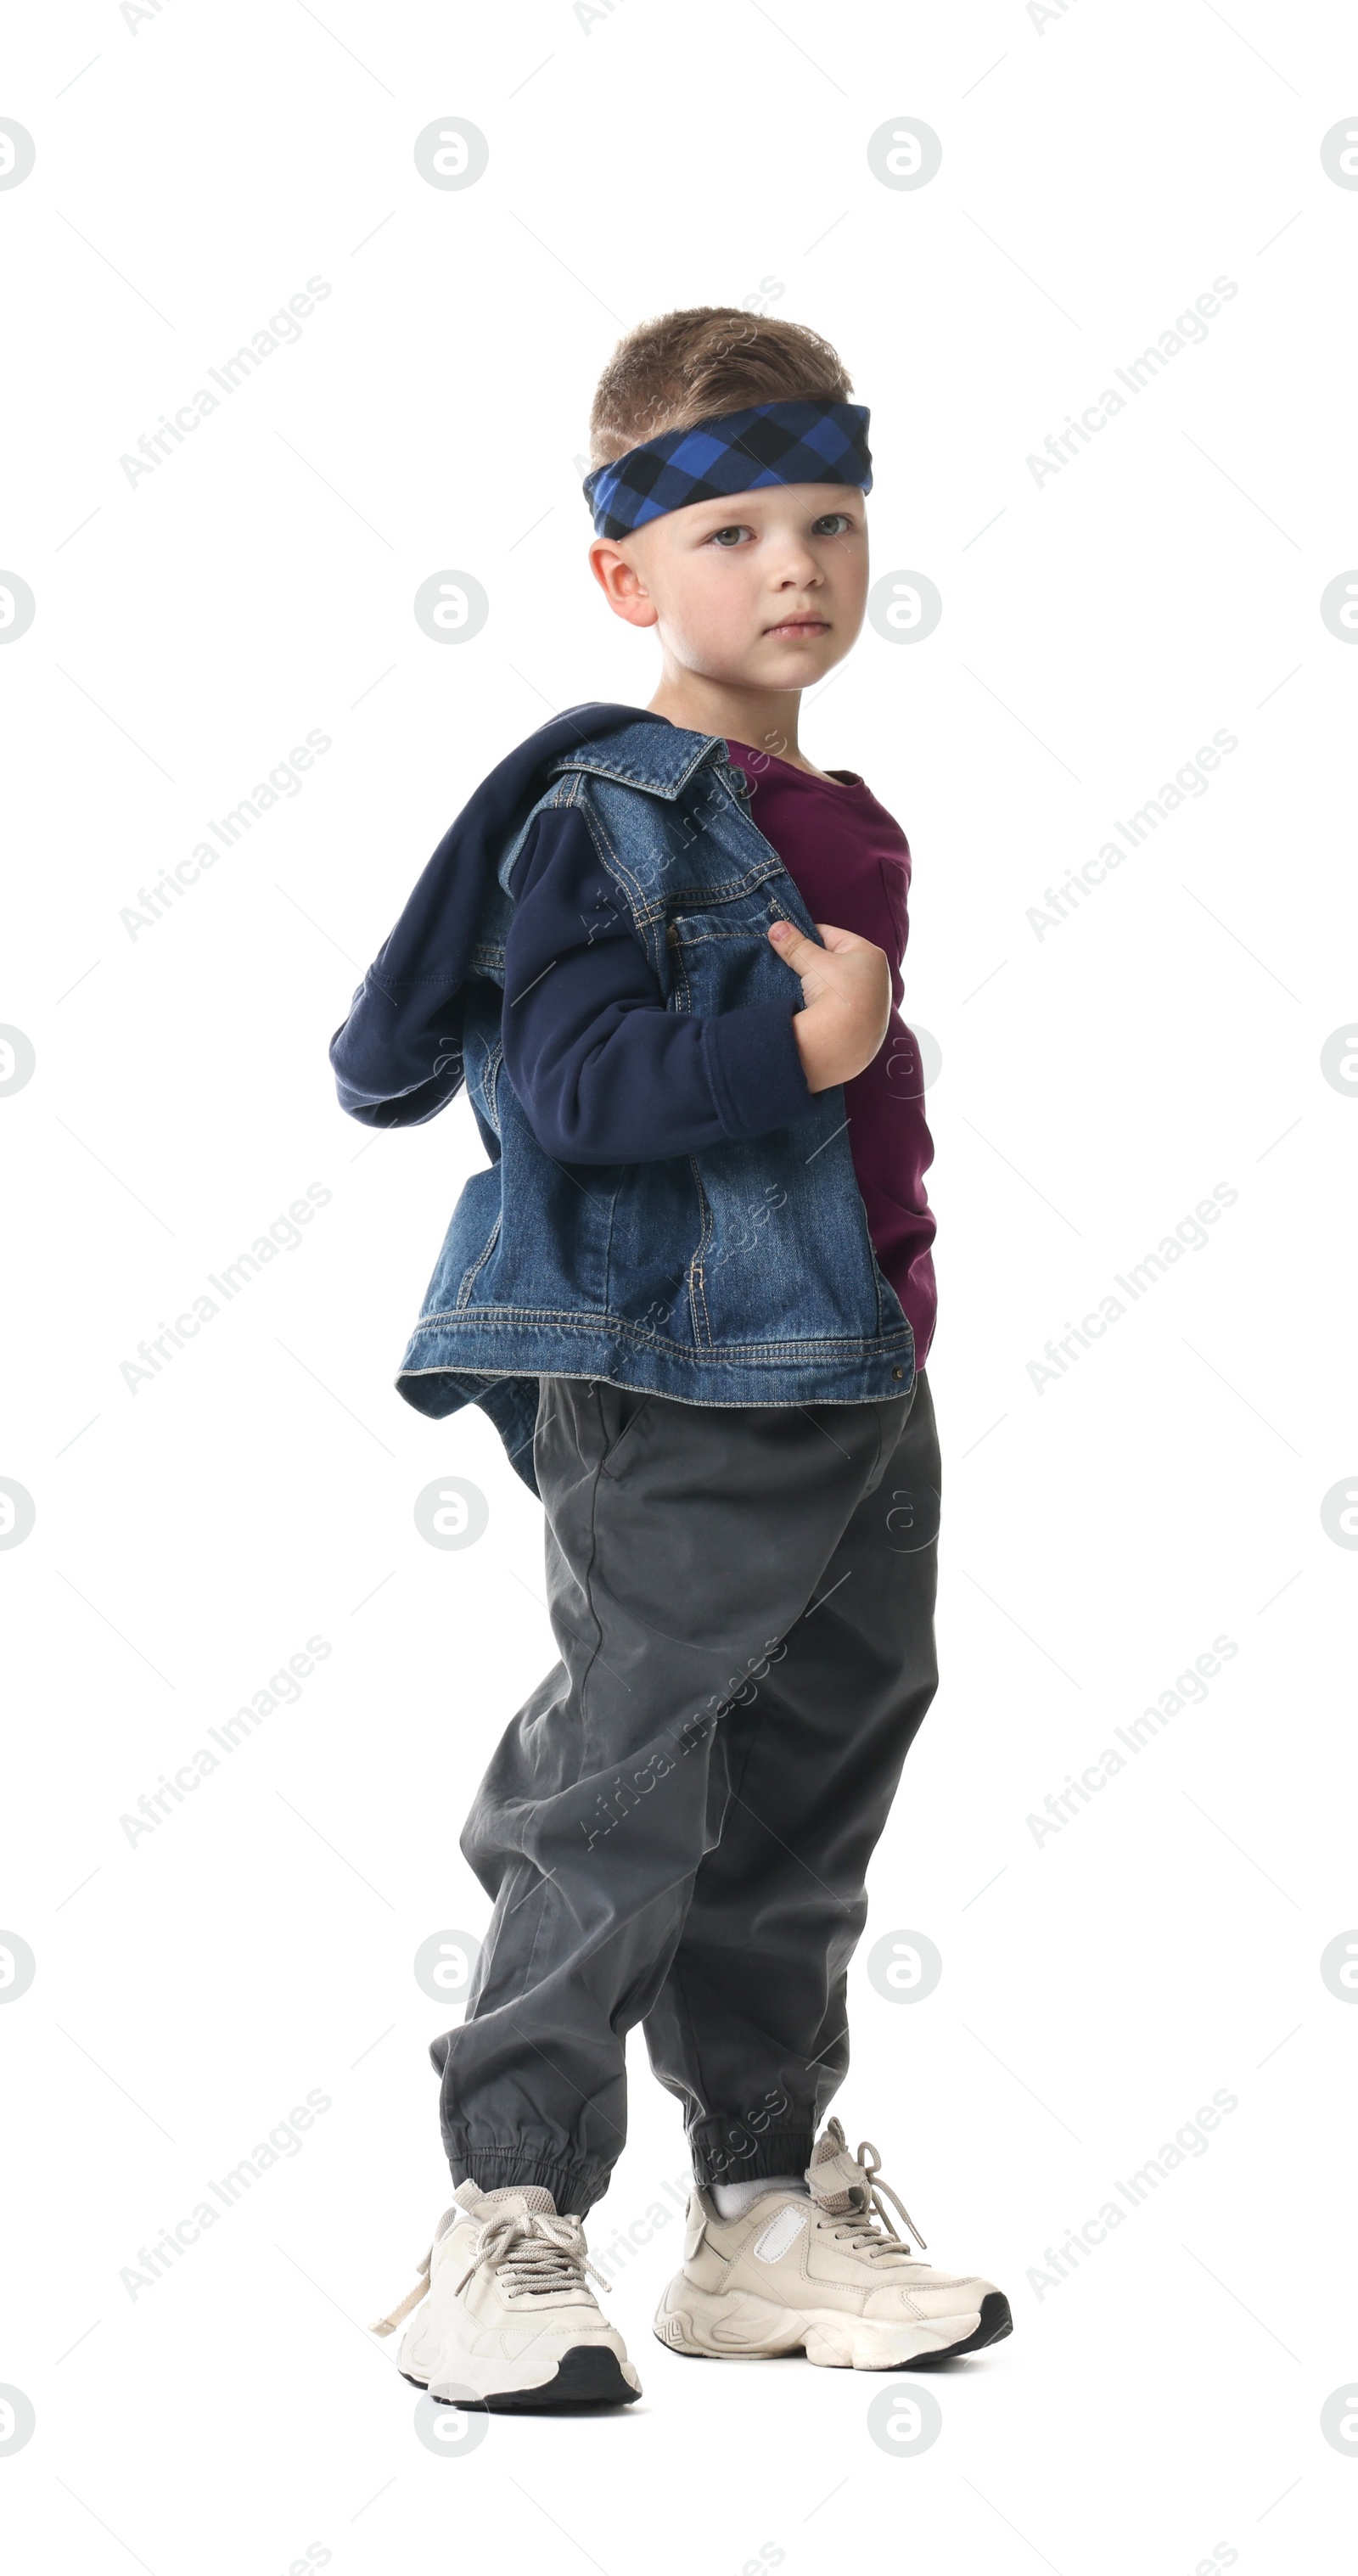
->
<box><xmin>372</xmin><ymin>2180</ymin><xmax>642</xmax><ymax>2410</ymax></box>
<box><xmin>654</xmin><ymin>2118</ymin><xmax>1012</xmax><ymax>2371</ymax></box>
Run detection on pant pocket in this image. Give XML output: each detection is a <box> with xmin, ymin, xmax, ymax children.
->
<box><xmin>598</xmin><ymin>1384</ymin><xmax>654</xmax><ymax>1477</ymax></box>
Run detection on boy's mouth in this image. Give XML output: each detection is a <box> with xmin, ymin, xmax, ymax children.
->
<box><xmin>764</xmin><ymin>615</ymin><xmax>831</xmax><ymax>639</ymax></box>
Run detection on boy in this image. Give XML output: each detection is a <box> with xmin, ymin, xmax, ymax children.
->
<box><xmin>334</xmin><ymin>309</ymin><xmax>1011</xmax><ymax>2410</ymax></box>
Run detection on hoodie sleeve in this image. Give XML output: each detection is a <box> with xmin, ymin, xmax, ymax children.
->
<box><xmin>328</xmin><ymin>844</ymin><xmax>469</xmax><ymax>1130</ymax></box>
<box><xmin>502</xmin><ymin>804</ymin><xmax>817</xmax><ymax>1166</ymax></box>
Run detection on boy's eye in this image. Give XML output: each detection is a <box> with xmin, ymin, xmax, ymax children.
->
<box><xmin>705</xmin><ymin>513</ymin><xmax>854</xmax><ymax>546</ymax></box>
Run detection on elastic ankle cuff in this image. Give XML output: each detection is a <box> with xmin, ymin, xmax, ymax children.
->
<box><xmin>687</xmin><ymin>2123</ymin><xmax>816</xmax><ymax>2192</ymax></box>
<box><xmin>448</xmin><ymin>2146</ymin><xmax>610</xmax><ymax>2218</ymax></box>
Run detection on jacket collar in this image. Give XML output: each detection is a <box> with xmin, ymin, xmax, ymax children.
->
<box><xmin>548</xmin><ymin>714</ymin><xmax>728</xmax><ymax>800</ymax></box>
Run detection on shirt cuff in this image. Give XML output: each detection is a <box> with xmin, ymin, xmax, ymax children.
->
<box><xmin>700</xmin><ymin>998</ymin><xmax>817</xmax><ymax>1142</ymax></box>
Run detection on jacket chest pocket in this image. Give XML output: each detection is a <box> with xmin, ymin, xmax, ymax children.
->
<box><xmin>665</xmin><ymin>884</ymin><xmax>818</xmax><ymax>1012</ymax></box>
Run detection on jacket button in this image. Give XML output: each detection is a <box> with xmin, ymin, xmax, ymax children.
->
<box><xmin>891</xmin><ymin>1367</ymin><xmax>905</xmax><ymax>1379</ymax></box>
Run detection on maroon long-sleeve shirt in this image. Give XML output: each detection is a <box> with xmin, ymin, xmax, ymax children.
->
<box><xmin>725</xmin><ymin>741</ymin><xmax>937</xmax><ymax>1367</ymax></box>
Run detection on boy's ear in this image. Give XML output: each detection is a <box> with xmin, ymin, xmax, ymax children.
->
<box><xmin>588</xmin><ymin>536</ymin><xmax>659</xmax><ymax>629</ymax></box>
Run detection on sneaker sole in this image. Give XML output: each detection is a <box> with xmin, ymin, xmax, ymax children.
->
<box><xmin>404</xmin><ymin>2346</ymin><xmax>642</xmax><ymax>2411</ymax></box>
<box><xmin>901</xmin><ymin>2291</ymin><xmax>1013</xmax><ymax>2366</ymax></box>
<box><xmin>654</xmin><ymin>2286</ymin><xmax>1007</xmax><ymax>2371</ymax></box>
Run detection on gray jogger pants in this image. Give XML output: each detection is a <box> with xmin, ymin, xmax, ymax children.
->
<box><xmin>431</xmin><ymin>1369</ymin><xmax>941</xmax><ymax>2216</ymax></box>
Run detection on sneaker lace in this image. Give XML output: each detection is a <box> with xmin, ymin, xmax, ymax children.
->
<box><xmin>369</xmin><ymin>2208</ymin><xmax>609</xmax><ymax>2337</ymax></box>
<box><xmin>370</xmin><ymin>2248</ymin><xmax>433</xmax><ymax>2338</ymax></box>
<box><xmin>454</xmin><ymin>2208</ymin><xmax>610</xmax><ymax>2302</ymax></box>
<box><xmin>817</xmin><ymin>2140</ymin><xmax>929</xmax><ymax>2259</ymax></box>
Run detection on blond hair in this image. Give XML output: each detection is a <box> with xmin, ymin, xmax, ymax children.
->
<box><xmin>588</xmin><ymin>306</ymin><xmax>852</xmax><ymax>468</ymax></box>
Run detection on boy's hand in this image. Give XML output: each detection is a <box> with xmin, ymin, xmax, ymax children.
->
<box><xmin>767</xmin><ymin>918</ymin><xmax>891</xmax><ymax>1092</ymax></box>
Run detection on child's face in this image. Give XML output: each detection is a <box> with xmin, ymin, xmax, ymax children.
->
<box><xmin>590</xmin><ymin>484</ymin><xmax>868</xmax><ymax>695</ymax></box>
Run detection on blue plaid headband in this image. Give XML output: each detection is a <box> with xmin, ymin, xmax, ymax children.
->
<box><xmin>582</xmin><ymin>399</ymin><xmax>873</xmax><ymax>540</ymax></box>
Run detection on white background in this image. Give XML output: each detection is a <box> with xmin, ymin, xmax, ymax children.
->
<box><xmin>3</xmin><ymin>2</ymin><xmax>1356</xmax><ymax>2569</ymax></box>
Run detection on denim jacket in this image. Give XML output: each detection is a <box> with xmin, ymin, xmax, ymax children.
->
<box><xmin>330</xmin><ymin>704</ymin><xmax>914</xmax><ymax>1496</ymax></box>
